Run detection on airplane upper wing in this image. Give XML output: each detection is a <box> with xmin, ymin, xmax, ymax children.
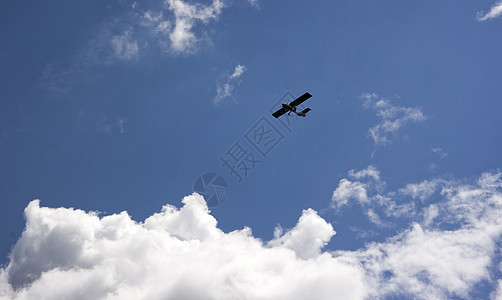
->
<box><xmin>289</xmin><ymin>92</ymin><xmax>312</xmax><ymax>107</ymax></box>
<box><xmin>272</xmin><ymin>107</ymin><xmax>289</xmax><ymax>118</ymax></box>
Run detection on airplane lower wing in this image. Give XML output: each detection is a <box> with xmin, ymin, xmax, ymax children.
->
<box><xmin>272</xmin><ymin>107</ymin><xmax>289</xmax><ymax>118</ymax></box>
<box><xmin>289</xmin><ymin>92</ymin><xmax>312</xmax><ymax>107</ymax></box>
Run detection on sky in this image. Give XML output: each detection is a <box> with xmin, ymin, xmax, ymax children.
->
<box><xmin>1</xmin><ymin>0</ymin><xmax>502</xmax><ymax>299</ymax></box>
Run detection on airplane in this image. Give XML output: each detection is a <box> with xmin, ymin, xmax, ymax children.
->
<box><xmin>272</xmin><ymin>92</ymin><xmax>312</xmax><ymax>118</ymax></box>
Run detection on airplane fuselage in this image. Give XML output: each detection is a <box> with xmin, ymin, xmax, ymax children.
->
<box><xmin>282</xmin><ymin>102</ymin><xmax>297</xmax><ymax>113</ymax></box>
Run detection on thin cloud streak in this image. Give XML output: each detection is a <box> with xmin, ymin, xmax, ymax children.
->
<box><xmin>363</xmin><ymin>93</ymin><xmax>426</xmax><ymax>146</ymax></box>
<box><xmin>477</xmin><ymin>1</ymin><xmax>502</xmax><ymax>21</ymax></box>
<box><xmin>39</xmin><ymin>0</ymin><xmax>228</xmax><ymax>95</ymax></box>
<box><xmin>214</xmin><ymin>64</ymin><xmax>247</xmax><ymax>104</ymax></box>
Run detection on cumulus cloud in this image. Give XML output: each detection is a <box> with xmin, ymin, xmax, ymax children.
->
<box><xmin>362</xmin><ymin>93</ymin><xmax>426</xmax><ymax>146</ymax></box>
<box><xmin>346</xmin><ymin>222</ymin><xmax>496</xmax><ymax>299</ymax></box>
<box><xmin>0</xmin><ymin>194</ymin><xmax>367</xmax><ymax>300</ymax></box>
<box><xmin>493</xmin><ymin>280</ymin><xmax>502</xmax><ymax>299</ymax></box>
<box><xmin>214</xmin><ymin>64</ymin><xmax>247</xmax><ymax>104</ymax></box>
<box><xmin>2</xmin><ymin>170</ymin><xmax>502</xmax><ymax>299</ymax></box>
<box><xmin>477</xmin><ymin>1</ymin><xmax>502</xmax><ymax>21</ymax></box>
<box><xmin>332</xmin><ymin>166</ymin><xmax>414</xmax><ymax>224</ymax></box>
<box><xmin>268</xmin><ymin>209</ymin><xmax>335</xmax><ymax>259</ymax></box>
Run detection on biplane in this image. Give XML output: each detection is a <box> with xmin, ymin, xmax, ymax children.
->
<box><xmin>272</xmin><ymin>92</ymin><xmax>312</xmax><ymax>118</ymax></box>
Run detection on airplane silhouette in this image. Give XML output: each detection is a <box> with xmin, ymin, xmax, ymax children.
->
<box><xmin>272</xmin><ymin>92</ymin><xmax>312</xmax><ymax>118</ymax></box>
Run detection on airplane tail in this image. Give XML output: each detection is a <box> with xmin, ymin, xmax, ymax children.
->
<box><xmin>298</xmin><ymin>108</ymin><xmax>311</xmax><ymax>117</ymax></box>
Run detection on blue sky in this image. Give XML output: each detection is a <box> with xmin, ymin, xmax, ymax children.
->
<box><xmin>1</xmin><ymin>0</ymin><xmax>502</xmax><ymax>299</ymax></box>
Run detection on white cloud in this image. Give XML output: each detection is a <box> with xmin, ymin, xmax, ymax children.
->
<box><xmin>1</xmin><ymin>194</ymin><xmax>368</xmax><ymax>300</ymax></box>
<box><xmin>332</xmin><ymin>178</ymin><xmax>370</xmax><ymax>208</ymax></box>
<box><xmin>268</xmin><ymin>209</ymin><xmax>335</xmax><ymax>259</ymax></box>
<box><xmin>2</xmin><ymin>170</ymin><xmax>502</xmax><ymax>299</ymax></box>
<box><xmin>478</xmin><ymin>1</ymin><xmax>502</xmax><ymax>21</ymax></box>
<box><xmin>135</xmin><ymin>0</ymin><xmax>225</xmax><ymax>54</ymax></box>
<box><xmin>332</xmin><ymin>166</ymin><xmax>412</xmax><ymax>223</ymax></box>
<box><xmin>363</xmin><ymin>93</ymin><xmax>426</xmax><ymax>146</ymax></box>
<box><xmin>337</xmin><ymin>170</ymin><xmax>502</xmax><ymax>299</ymax></box>
<box><xmin>141</xmin><ymin>11</ymin><xmax>164</xmax><ymax>27</ymax></box>
<box><xmin>398</xmin><ymin>179</ymin><xmax>442</xmax><ymax>202</ymax></box>
<box><xmin>349</xmin><ymin>222</ymin><xmax>496</xmax><ymax>299</ymax></box>
<box><xmin>139</xmin><ymin>0</ymin><xmax>225</xmax><ymax>54</ymax></box>
<box><xmin>214</xmin><ymin>64</ymin><xmax>247</xmax><ymax>104</ymax></box>
<box><xmin>348</xmin><ymin>165</ymin><xmax>381</xmax><ymax>181</ymax></box>
<box><xmin>492</xmin><ymin>280</ymin><xmax>502</xmax><ymax>300</ymax></box>
<box><xmin>165</xmin><ymin>0</ymin><xmax>224</xmax><ymax>53</ymax></box>
<box><xmin>230</xmin><ymin>64</ymin><xmax>246</xmax><ymax>79</ymax></box>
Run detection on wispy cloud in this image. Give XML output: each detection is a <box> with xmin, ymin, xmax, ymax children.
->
<box><xmin>214</xmin><ymin>64</ymin><xmax>247</xmax><ymax>104</ymax></box>
<box><xmin>477</xmin><ymin>1</ymin><xmax>502</xmax><ymax>21</ymax></box>
<box><xmin>431</xmin><ymin>147</ymin><xmax>448</xmax><ymax>160</ymax></box>
<box><xmin>38</xmin><ymin>0</ymin><xmax>228</xmax><ymax>95</ymax></box>
<box><xmin>331</xmin><ymin>166</ymin><xmax>415</xmax><ymax>225</ymax></box>
<box><xmin>247</xmin><ymin>0</ymin><xmax>260</xmax><ymax>9</ymax></box>
<box><xmin>38</xmin><ymin>23</ymin><xmax>141</xmax><ymax>95</ymax></box>
<box><xmin>110</xmin><ymin>30</ymin><xmax>139</xmax><ymax>61</ymax></box>
<box><xmin>230</xmin><ymin>64</ymin><xmax>246</xmax><ymax>79</ymax></box>
<box><xmin>363</xmin><ymin>93</ymin><xmax>426</xmax><ymax>146</ymax></box>
<box><xmin>140</xmin><ymin>0</ymin><xmax>224</xmax><ymax>54</ymax></box>
<box><xmin>97</xmin><ymin>116</ymin><xmax>126</xmax><ymax>134</ymax></box>
<box><xmin>167</xmin><ymin>0</ymin><xmax>223</xmax><ymax>53</ymax></box>
<box><xmin>78</xmin><ymin>23</ymin><xmax>142</xmax><ymax>66</ymax></box>
<box><xmin>37</xmin><ymin>64</ymin><xmax>84</xmax><ymax>96</ymax></box>
<box><xmin>78</xmin><ymin>111</ymin><xmax>126</xmax><ymax>135</ymax></box>
<box><xmin>333</xmin><ymin>168</ymin><xmax>502</xmax><ymax>298</ymax></box>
